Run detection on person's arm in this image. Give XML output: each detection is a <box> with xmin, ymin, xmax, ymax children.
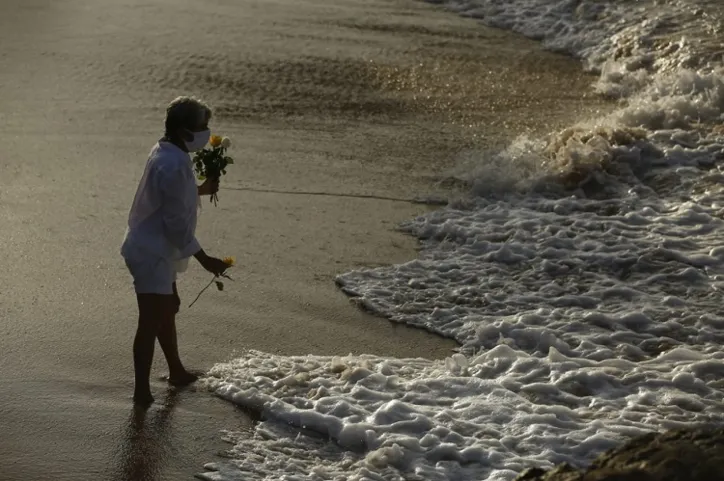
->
<box><xmin>158</xmin><ymin>166</ymin><xmax>202</xmax><ymax>257</ymax></box>
<box><xmin>193</xmin><ymin>248</ymin><xmax>229</xmax><ymax>275</ymax></box>
<box><xmin>157</xmin><ymin>166</ymin><xmax>228</xmax><ymax>275</ymax></box>
<box><xmin>193</xmin><ymin>248</ymin><xmax>211</xmax><ymax>264</ymax></box>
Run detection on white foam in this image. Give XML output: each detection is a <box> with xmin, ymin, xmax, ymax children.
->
<box><xmin>197</xmin><ymin>0</ymin><xmax>724</xmax><ymax>479</ymax></box>
<box><xmin>197</xmin><ymin>178</ymin><xmax>724</xmax><ymax>480</ymax></box>
<box><xmin>433</xmin><ymin>0</ymin><xmax>722</xmax><ymax>97</ymax></box>
<box><xmin>197</xmin><ymin>344</ymin><xmax>724</xmax><ymax>480</ymax></box>
<box><xmin>196</xmin><ymin>154</ymin><xmax>724</xmax><ymax>479</ymax></box>
<box><xmin>434</xmin><ymin>0</ymin><xmax>724</xmax><ymax>197</ymax></box>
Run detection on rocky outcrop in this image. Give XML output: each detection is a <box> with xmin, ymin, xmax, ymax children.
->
<box><xmin>514</xmin><ymin>428</ymin><xmax>724</xmax><ymax>481</ymax></box>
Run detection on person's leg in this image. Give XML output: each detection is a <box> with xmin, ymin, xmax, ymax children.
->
<box><xmin>157</xmin><ymin>282</ymin><xmax>198</xmax><ymax>386</ymax></box>
<box><xmin>133</xmin><ymin>293</ymin><xmax>166</xmax><ymax>405</ymax></box>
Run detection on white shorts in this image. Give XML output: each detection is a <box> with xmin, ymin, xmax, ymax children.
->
<box><xmin>124</xmin><ymin>256</ymin><xmax>177</xmax><ymax>295</ymax></box>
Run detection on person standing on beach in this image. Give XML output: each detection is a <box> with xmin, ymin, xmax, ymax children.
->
<box><xmin>121</xmin><ymin>96</ymin><xmax>230</xmax><ymax>405</ymax></box>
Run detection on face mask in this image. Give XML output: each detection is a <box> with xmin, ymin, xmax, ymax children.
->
<box><xmin>184</xmin><ymin>129</ymin><xmax>211</xmax><ymax>152</ymax></box>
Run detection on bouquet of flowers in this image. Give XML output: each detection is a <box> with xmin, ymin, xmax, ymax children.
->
<box><xmin>192</xmin><ymin>134</ymin><xmax>234</xmax><ymax>206</ymax></box>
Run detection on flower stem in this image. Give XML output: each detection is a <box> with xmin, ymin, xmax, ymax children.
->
<box><xmin>188</xmin><ymin>276</ymin><xmax>216</xmax><ymax>308</ymax></box>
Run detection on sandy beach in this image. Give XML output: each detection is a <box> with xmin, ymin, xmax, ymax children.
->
<box><xmin>0</xmin><ymin>0</ymin><xmax>611</xmax><ymax>479</ymax></box>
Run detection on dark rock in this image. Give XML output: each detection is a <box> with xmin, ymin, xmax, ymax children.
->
<box><xmin>513</xmin><ymin>428</ymin><xmax>724</xmax><ymax>481</ymax></box>
<box><xmin>517</xmin><ymin>468</ymin><xmax>548</xmax><ymax>480</ymax></box>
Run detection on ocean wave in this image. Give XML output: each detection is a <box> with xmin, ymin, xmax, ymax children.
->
<box><xmin>435</xmin><ymin>0</ymin><xmax>724</xmax><ymax>195</ymax></box>
<box><xmin>198</xmin><ymin>345</ymin><xmax>724</xmax><ymax>480</ymax></box>
<box><xmin>438</xmin><ymin>0</ymin><xmax>722</xmax><ymax>93</ymax></box>
<box><xmin>199</xmin><ymin>1</ymin><xmax>724</xmax><ymax>480</ymax></box>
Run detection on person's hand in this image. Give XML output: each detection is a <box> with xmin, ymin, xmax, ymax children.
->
<box><xmin>198</xmin><ymin>178</ymin><xmax>220</xmax><ymax>196</ymax></box>
<box><xmin>195</xmin><ymin>252</ymin><xmax>229</xmax><ymax>276</ymax></box>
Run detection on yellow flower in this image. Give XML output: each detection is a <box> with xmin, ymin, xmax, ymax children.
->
<box><xmin>210</xmin><ymin>135</ymin><xmax>223</xmax><ymax>147</ymax></box>
<box><xmin>223</xmin><ymin>256</ymin><xmax>236</xmax><ymax>266</ymax></box>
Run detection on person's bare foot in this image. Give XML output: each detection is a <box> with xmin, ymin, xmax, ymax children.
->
<box><xmin>167</xmin><ymin>370</ymin><xmax>200</xmax><ymax>387</ymax></box>
<box><xmin>133</xmin><ymin>391</ymin><xmax>155</xmax><ymax>406</ymax></box>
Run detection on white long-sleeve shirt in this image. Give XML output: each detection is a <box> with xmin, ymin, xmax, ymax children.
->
<box><xmin>121</xmin><ymin>141</ymin><xmax>201</xmax><ymax>273</ymax></box>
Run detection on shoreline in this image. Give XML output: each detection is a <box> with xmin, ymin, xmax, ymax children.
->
<box><xmin>0</xmin><ymin>0</ymin><xmax>615</xmax><ymax>479</ymax></box>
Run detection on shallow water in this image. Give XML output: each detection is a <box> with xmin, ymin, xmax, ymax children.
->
<box><xmin>202</xmin><ymin>0</ymin><xmax>724</xmax><ymax>480</ymax></box>
<box><xmin>0</xmin><ymin>0</ymin><xmax>606</xmax><ymax>479</ymax></box>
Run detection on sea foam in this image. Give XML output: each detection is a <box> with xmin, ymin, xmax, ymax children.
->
<box><xmin>198</xmin><ymin>0</ymin><xmax>724</xmax><ymax>479</ymax></box>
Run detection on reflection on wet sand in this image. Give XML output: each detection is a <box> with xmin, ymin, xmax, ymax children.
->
<box><xmin>112</xmin><ymin>390</ymin><xmax>180</xmax><ymax>481</ymax></box>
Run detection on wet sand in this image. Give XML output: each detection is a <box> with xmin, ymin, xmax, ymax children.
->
<box><xmin>0</xmin><ymin>0</ymin><xmax>611</xmax><ymax>479</ymax></box>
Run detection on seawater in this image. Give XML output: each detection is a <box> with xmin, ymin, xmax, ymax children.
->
<box><xmin>197</xmin><ymin>0</ymin><xmax>724</xmax><ymax>480</ymax></box>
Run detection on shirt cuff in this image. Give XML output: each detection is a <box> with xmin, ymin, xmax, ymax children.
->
<box><xmin>179</xmin><ymin>237</ymin><xmax>202</xmax><ymax>258</ymax></box>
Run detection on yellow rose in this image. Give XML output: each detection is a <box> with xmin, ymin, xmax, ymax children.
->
<box><xmin>209</xmin><ymin>135</ymin><xmax>223</xmax><ymax>147</ymax></box>
<box><xmin>223</xmin><ymin>256</ymin><xmax>236</xmax><ymax>266</ymax></box>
